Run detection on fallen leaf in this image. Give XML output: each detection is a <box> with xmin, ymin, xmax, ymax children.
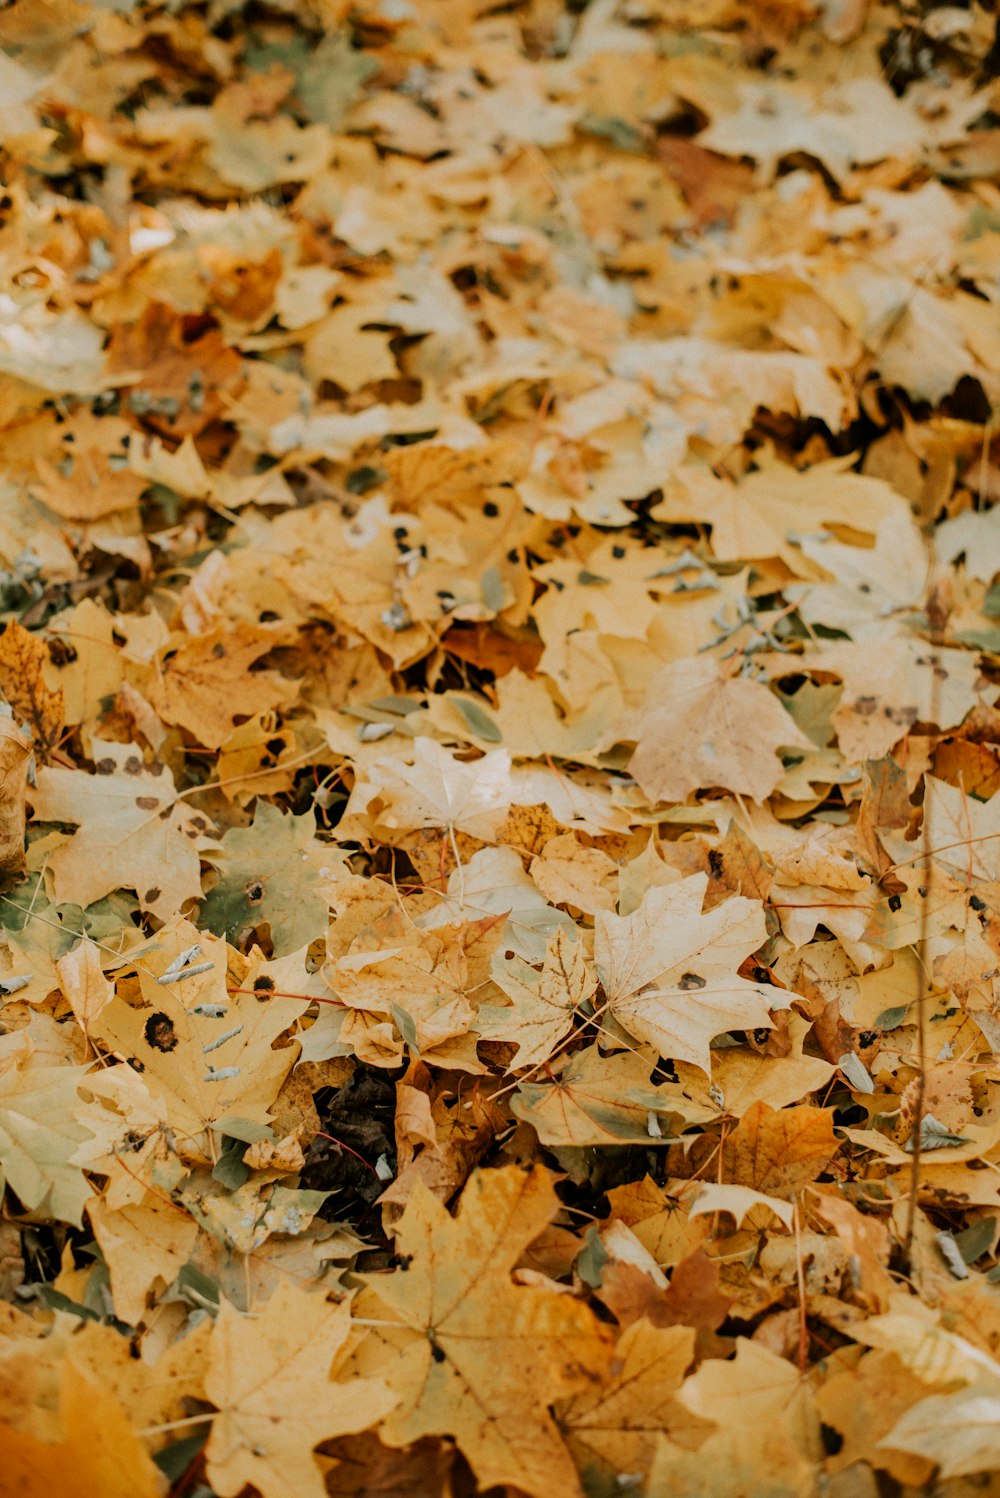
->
<box><xmin>689</xmin><ymin>1183</ymin><xmax>795</xmax><ymax>1230</ymax></box>
<box><xmin>628</xmin><ymin>657</ymin><xmax>811</xmax><ymax>804</ymax></box>
<box><xmin>87</xmin><ymin>1192</ymin><xmax>198</xmax><ymax>1325</ymax></box>
<box><xmin>29</xmin><ymin>740</ymin><xmax>210</xmax><ymax>920</ymax></box>
<box><xmin>356</xmin><ymin>1165</ymin><xmax>613</xmax><ymax>1496</ymax></box>
<box><xmin>91</xmin><ymin>922</ymin><xmax>304</xmax><ymax>1154</ymax></box>
<box><xmin>205</xmin><ymin>1280</ymin><xmax>396</xmax><ymax>1498</ymax></box>
<box><xmin>200</xmin><ymin>802</ymin><xmax>331</xmax><ymax>956</ymax></box>
<box><xmin>0</xmin><ymin>620</ymin><xmax>63</xmax><ymax>750</ymax></box>
<box><xmin>722</xmin><ymin>1101</ymin><xmax>839</xmax><ymax>1197</ymax></box>
<box><xmin>595</xmin><ymin>875</ymin><xmax>794</xmax><ymax>1073</ymax></box>
<box><xmin>0</xmin><ymin>714</ymin><xmax>30</xmax><ymax>880</ymax></box>
<box><xmin>511</xmin><ymin>1044</ymin><xmax>708</xmax><ymax>1147</ymax></box>
<box><xmin>56</xmin><ymin>939</ymin><xmax>115</xmax><ymax>1034</ymax></box>
<box><xmin>880</xmin><ymin>1384</ymin><xmax>1000</xmax><ymax>1479</ymax></box>
<box><xmin>149</xmin><ymin>623</ymin><xmax>297</xmax><ymax>750</ymax></box>
<box><xmin>0</xmin><ymin>1033</ymin><xmax>95</xmax><ymax>1224</ymax></box>
<box><xmin>0</xmin><ymin>1364</ymin><xmax>163</xmax><ymax>1498</ymax></box>
<box><xmin>556</xmin><ymin>1320</ymin><xmax>695</xmax><ymax>1480</ymax></box>
<box><xmin>477</xmin><ymin>928</ymin><xmax>596</xmax><ymax>1068</ymax></box>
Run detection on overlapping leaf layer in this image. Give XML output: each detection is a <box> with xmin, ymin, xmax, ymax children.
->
<box><xmin>2</xmin><ymin>1</ymin><xmax>1000</xmax><ymax>1494</ymax></box>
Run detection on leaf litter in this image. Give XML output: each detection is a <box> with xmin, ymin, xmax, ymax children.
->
<box><xmin>2</xmin><ymin>0</ymin><xmax>1000</xmax><ymax>1494</ymax></box>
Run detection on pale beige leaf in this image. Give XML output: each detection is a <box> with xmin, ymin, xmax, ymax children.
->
<box><xmin>880</xmin><ymin>1386</ymin><xmax>1000</xmax><ymax>1478</ymax></box>
<box><xmin>594</xmin><ymin>874</ymin><xmax>794</xmax><ymax>1073</ymax></box>
<box><xmin>628</xmin><ymin>657</ymin><xmax>810</xmax><ymax>804</ymax></box>
<box><xmin>688</xmin><ymin>1183</ymin><xmax>794</xmax><ymax>1230</ymax></box>
<box><xmin>56</xmin><ymin>940</ymin><xmax>114</xmax><ymax>1032</ymax></box>
<box><xmin>345</xmin><ymin>739</ymin><xmax>513</xmax><ymax>840</ymax></box>
<box><xmin>477</xmin><ymin>928</ymin><xmax>596</xmax><ymax>1068</ymax></box>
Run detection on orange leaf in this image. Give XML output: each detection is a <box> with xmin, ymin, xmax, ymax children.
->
<box><xmin>723</xmin><ymin>1101</ymin><xmax>838</xmax><ymax>1197</ymax></box>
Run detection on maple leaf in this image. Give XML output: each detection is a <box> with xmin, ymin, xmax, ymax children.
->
<box><xmin>511</xmin><ymin>1045</ymin><xmax>711</xmax><ymax>1147</ymax></box>
<box><xmin>529</xmin><ymin>834</ymin><xmax>619</xmax><ymax>915</ymax></box>
<box><xmin>29</xmin><ymin>739</ymin><xmax>211</xmax><ymax>920</ymax></box>
<box><xmin>662</xmin><ymin>1337</ymin><xmax>823</xmax><ymax>1492</ymax></box>
<box><xmin>356</xmin><ymin>1165</ymin><xmax>613</xmax><ymax>1496</ymax></box>
<box><xmin>331</xmin><ymin>913</ymin><xmax>504</xmax><ymax>1057</ymax></box>
<box><xmin>722</xmin><ymin>1100</ymin><xmax>839</xmax><ymax>1196</ymax></box>
<box><xmin>90</xmin><ymin>923</ymin><xmax>304</xmax><ymax>1154</ymax></box>
<box><xmin>106</xmin><ymin>300</ymin><xmax>244</xmax><ymax>438</ymax></box>
<box><xmin>556</xmin><ymin>1320</ymin><xmax>696</xmax><ymax>1482</ymax></box>
<box><xmin>0</xmin><ymin>1029</ymin><xmax>95</xmax><ymax>1225</ymax></box>
<box><xmin>87</xmin><ymin>1193</ymin><xmax>198</xmax><ymax>1325</ymax></box>
<box><xmin>699</xmin><ymin>73</ymin><xmax>927</xmax><ymax>180</ymax></box>
<box><xmin>149</xmin><ymin>623</ymin><xmax>297</xmax><ymax>749</ymax></box>
<box><xmin>56</xmin><ymin>939</ymin><xmax>115</xmax><ymax>1034</ymax></box>
<box><xmin>627</xmin><ymin>657</ymin><xmax>812</xmax><ymax>804</ymax></box>
<box><xmin>0</xmin><ymin>620</ymin><xmax>63</xmax><ymax>751</ymax></box>
<box><xmin>50</xmin><ymin>1315</ymin><xmax>212</xmax><ymax>1453</ymax></box>
<box><xmin>0</xmin><ymin>1365</ymin><xmax>163</xmax><ymax>1498</ymax></box>
<box><xmin>594</xmin><ymin>875</ymin><xmax>793</xmax><ymax>1073</ymax></box>
<box><xmin>818</xmin><ymin>635</ymin><xmax>987</xmax><ymax>763</ymax></box>
<box><xmin>344</xmin><ymin>738</ymin><xmax>514</xmax><ymax>841</ymax></box>
<box><xmin>817</xmin><ymin>1345</ymin><xmax>946</xmax><ymax>1485</ymax></box>
<box><xmin>477</xmin><ymin>927</ymin><xmax>596</xmax><ymax>1067</ymax></box>
<box><xmin>200</xmin><ymin>801</ymin><xmax>331</xmax><ymax>955</ymax></box>
<box><xmin>32</xmin><ymin>410</ymin><xmax>147</xmax><ymax>523</ymax></box>
<box><xmin>658</xmin><ymin>456</ymin><xmax>906</xmax><ymax>576</ymax></box>
<box><xmin>41</xmin><ymin>598</ymin><xmax>124</xmax><ymax>727</ymax></box>
<box><xmin>688</xmin><ymin>1183</ymin><xmax>795</xmax><ymax>1230</ymax></box>
<box><xmin>204</xmin><ymin>1281</ymin><xmax>396</xmax><ymax>1498</ymax></box>
<box><xmin>0</xmin><ymin>713</ymin><xmax>30</xmax><ymax>880</ymax></box>
<box><xmin>675</xmin><ymin>1013</ymin><xmax>834</xmax><ymax>1117</ymax></box>
<box><xmin>879</xmin><ymin>1385</ymin><xmax>1000</xmax><ymax>1479</ymax></box>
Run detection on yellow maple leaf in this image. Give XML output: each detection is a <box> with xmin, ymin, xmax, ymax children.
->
<box><xmin>149</xmin><ymin>622</ymin><xmax>297</xmax><ymax>749</ymax></box>
<box><xmin>355</xmin><ymin>1164</ymin><xmax>613</xmax><ymax>1496</ymax></box>
<box><xmin>556</xmin><ymin>1319</ymin><xmax>696</xmax><ymax>1481</ymax></box>
<box><xmin>0</xmin><ymin>1364</ymin><xmax>163</xmax><ymax>1498</ymax></box>
<box><xmin>204</xmin><ymin>1280</ymin><xmax>396</xmax><ymax>1498</ymax></box>
<box><xmin>90</xmin><ymin>922</ymin><xmax>303</xmax><ymax>1155</ymax></box>
<box><xmin>29</xmin><ymin>739</ymin><xmax>210</xmax><ymax>919</ymax></box>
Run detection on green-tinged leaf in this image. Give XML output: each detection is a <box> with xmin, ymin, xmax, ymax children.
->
<box><xmin>480</xmin><ymin>566</ymin><xmax>505</xmax><ymax>613</ymax></box>
<box><xmin>511</xmin><ymin>1045</ymin><xmax>712</xmax><ymax>1147</ymax></box>
<box><xmin>954</xmin><ymin>1217</ymin><xmax>996</xmax><ymax>1265</ymax></box>
<box><xmin>451</xmin><ymin>696</ymin><xmax>503</xmax><ymax>742</ymax></box>
<box><xmin>200</xmin><ymin>801</ymin><xmax>330</xmax><ymax>956</ymax></box>
<box><xmin>153</xmin><ymin>1431</ymin><xmax>211</xmax><ymax>1485</ymax></box>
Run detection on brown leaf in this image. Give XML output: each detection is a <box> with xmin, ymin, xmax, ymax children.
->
<box><xmin>0</xmin><ymin>620</ymin><xmax>63</xmax><ymax>751</ymax></box>
<box><xmin>657</xmin><ymin>137</ymin><xmax>755</xmax><ymax>227</ymax></box>
<box><xmin>659</xmin><ymin>1248</ymin><xmax>734</xmax><ymax>1333</ymax></box>
<box><xmin>0</xmin><ymin>715</ymin><xmax>31</xmax><ymax>881</ymax></box>
<box><xmin>106</xmin><ymin>302</ymin><xmax>245</xmax><ymax>439</ymax></box>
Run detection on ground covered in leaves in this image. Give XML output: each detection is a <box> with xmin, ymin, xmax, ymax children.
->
<box><xmin>4</xmin><ymin>0</ymin><xmax>1000</xmax><ymax>1494</ymax></box>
